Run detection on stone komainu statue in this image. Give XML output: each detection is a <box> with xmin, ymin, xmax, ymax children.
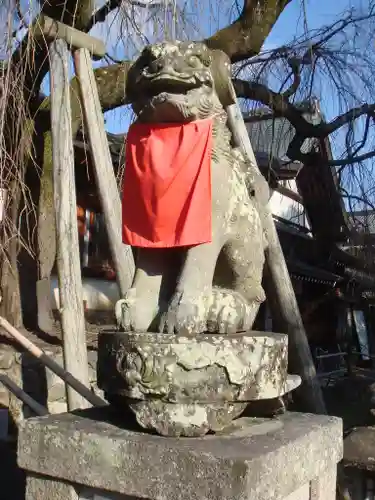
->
<box><xmin>116</xmin><ymin>41</ymin><xmax>270</xmax><ymax>335</ymax></box>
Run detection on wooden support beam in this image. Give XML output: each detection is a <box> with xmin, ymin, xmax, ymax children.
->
<box><xmin>0</xmin><ymin>316</ymin><xmax>107</xmax><ymax>408</ymax></box>
<box><xmin>0</xmin><ymin>373</ymin><xmax>49</xmax><ymax>417</ymax></box>
<box><xmin>34</xmin><ymin>15</ymin><xmax>106</xmax><ymax>59</ymax></box>
<box><xmin>226</xmin><ymin>92</ymin><xmax>326</xmax><ymax>415</ymax></box>
<box><xmin>37</xmin><ymin>132</ymin><xmax>56</xmax><ymax>333</ymax></box>
<box><xmin>49</xmin><ymin>38</ymin><xmax>90</xmax><ymax>411</ymax></box>
<box><xmin>73</xmin><ymin>48</ymin><xmax>135</xmax><ymax>296</ymax></box>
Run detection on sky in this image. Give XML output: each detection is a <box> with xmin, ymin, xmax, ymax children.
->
<box><xmin>1</xmin><ymin>0</ymin><xmax>370</xmax><ymax>134</ymax></box>
<box><xmin>86</xmin><ymin>0</ymin><xmax>371</xmax><ymax>137</ymax></box>
<box><xmin>1</xmin><ymin>0</ymin><xmax>373</xmax><ymax>200</ymax></box>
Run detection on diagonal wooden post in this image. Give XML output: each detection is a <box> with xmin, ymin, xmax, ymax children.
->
<box><xmin>49</xmin><ymin>38</ymin><xmax>90</xmax><ymax>411</ymax></box>
<box><xmin>211</xmin><ymin>49</ymin><xmax>325</xmax><ymax>413</ymax></box>
<box><xmin>225</xmin><ymin>88</ymin><xmax>326</xmax><ymax>415</ymax></box>
<box><xmin>73</xmin><ymin>48</ymin><xmax>134</xmax><ymax>296</ymax></box>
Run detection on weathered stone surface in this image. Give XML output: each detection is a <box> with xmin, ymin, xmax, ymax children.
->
<box><xmin>48</xmin><ymin>400</ymin><xmax>68</xmax><ymax>414</ymax></box>
<box><xmin>0</xmin><ymin>347</ymin><xmax>22</xmax><ymax>423</ymax></box>
<box><xmin>284</xmin><ymin>484</ymin><xmax>309</xmax><ymax>500</ymax></box>
<box><xmin>26</xmin><ymin>473</ymin><xmax>79</xmax><ymax>500</ymax></box>
<box><xmin>0</xmin><ymin>385</ymin><xmax>10</xmax><ymax>408</ymax></box>
<box><xmin>18</xmin><ymin>409</ymin><xmax>342</xmax><ymax>500</ymax></box>
<box><xmin>0</xmin><ymin>349</ymin><xmax>15</xmax><ymax>370</ymax></box>
<box><xmin>98</xmin><ymin>331</ymin><xmax>300</xmax><ymax>436</ymax></box>
<box><xmin>28</xmin><ymin>475</ymin><xmax>143</xmax><ymax>500</ymax></box>
<box><xmin>99</xmin><ymin>331</ymin><xmax>292</xmax><ymax>401</ymax></box>
<box><xmin>126</xmin><ymin>400</ymin><xmax>248</xmax><ymax>437</ymax></box>
<box><xmin>8</xmin><ymin>353</ymin><xmax>24</xmax><ymax>424</ymax></box>
<box><xmin>80</xmin><ymin>486</ymin><xmax>143</xmax><ymax>499</ymax></box>
<box><xmin>116</xmin><ymin>41</ymin><xmax>269</xmax><ymax>336</ymax></box>
<box><xmin>310</xmin><ymin>468</ymin><xmax>337</xmax><ymax>500</ymax></box>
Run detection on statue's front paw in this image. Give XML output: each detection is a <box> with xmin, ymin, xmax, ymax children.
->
<box><xmin>159</xmin><ymin>292</ymin><xmax>208</xmax><ymax>335</ymax></box>
<box><xmin>115</xmin><ymin>289</ymin><xmax>137</xmax><ymax>331</ymax></box>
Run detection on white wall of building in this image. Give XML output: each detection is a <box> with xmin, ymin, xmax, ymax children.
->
<box><xmin>268</xmin><ymin>180</ymin><xmax>311</xmax><ymax>231</ymax></box>
<box><xmin>50</xmin><ymin>276</ymin><xmax>120</xmax><ymax>311</ymax></box>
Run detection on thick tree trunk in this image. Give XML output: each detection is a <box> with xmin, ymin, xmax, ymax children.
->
<box><xmin>0</xmin><ymin>176</ymin><xmax>23</xmax><ymax>328</ymax></box>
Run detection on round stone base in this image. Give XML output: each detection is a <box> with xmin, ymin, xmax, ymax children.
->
<box><xmin>128</xmin><ymin>400</ymin><xmax>248</xmax><ymax>437</ymax></box>
<box><xmin>98</xmin><ymin>330</ymin><xmax>301</xmax><ymax>437</ymax></box>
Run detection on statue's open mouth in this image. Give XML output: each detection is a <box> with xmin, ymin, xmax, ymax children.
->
<box><xmin>143</xmin><ymin>69</ymin><xmax>195</xmax><ymax>82</ymax></box>
<box><xmin>139</xmin><ymin>71</ymin><xmax>206</xmax><ymax>96</ymax></box>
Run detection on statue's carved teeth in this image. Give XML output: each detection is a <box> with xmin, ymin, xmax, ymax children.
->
<box><xmin>145</xmin><ymin>72</ymin><xmax>193</xmax><ymax>82</ymax></box>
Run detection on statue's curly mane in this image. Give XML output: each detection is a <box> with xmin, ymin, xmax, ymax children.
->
<box><xmin>127</xmin><ymin>40</ymin><xmax>242</xmax><ymax>168</ymax></box>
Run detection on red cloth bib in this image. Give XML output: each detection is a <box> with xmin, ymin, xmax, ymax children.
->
<box><xmin>122</xmin><ymin>119</ymin><xmax>213</xmax><ymax>248</ymax></box>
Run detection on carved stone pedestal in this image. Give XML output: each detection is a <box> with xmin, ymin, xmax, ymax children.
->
<box><xmin>17</xmin><ymin>408</ymin><xmax>343</xmax><ymax>500</ymax></box>
<box><xmin>97</xmin><ymin>331</ymin><xmax>301</xmax><ymax>437</ymax></box>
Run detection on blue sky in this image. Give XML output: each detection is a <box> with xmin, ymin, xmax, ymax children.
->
<box><xmin>95</xmin><ymin>0</ymin><xmax>375</xmax><ymax>211</ymax></box>
<box><xmin>4</xmin><ymin>0</ymin><xmax>372</xmax><ymax>195</ymax></box>
<box><xmin>92</xmin><ymin>0</ymin><xmax>370</xmax><ymax>136</ymax></box>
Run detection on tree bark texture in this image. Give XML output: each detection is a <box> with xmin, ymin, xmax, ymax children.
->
<box><xmin>49</xmin><ymin>38</ymin><xmax>90</xmax><ymax>411</ymax></box>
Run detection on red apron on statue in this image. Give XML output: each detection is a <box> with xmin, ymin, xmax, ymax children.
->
<box><xmin>122</xmin><ymin>119</ymin><xmax>213</xmax><ymax>248</ymax></box>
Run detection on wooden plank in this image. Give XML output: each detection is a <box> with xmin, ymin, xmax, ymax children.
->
<box><xmin>37</xmin><ymin>132</ymin><xmax>55</xmax><ymax>333</ymax></box>
<box><xmin>0</xmin><ymin>316</ymin><xmax>107</xmax><ymax>408</ymax></box>
<box><xmin>0</xmin><ymin>373</ymin><xmax>49</xmax><ymax>417</ymax></box>
<box><xmin>226</xmin><ymin>97</ymin><xmax>326</xmax><ymax>414</ymax></box>
<box><xmin>49</xmin><ymin>39</ymin><xmax>90</xmax><ymax>411</ymax></box>
<box><xmin>73</xmin><ymin>48</ymin><xmax>134</xmax><ymax>297</ymax></box>
<box><xmin>34</xmin><ymin>15</ymin><xmax>106</xmax><ymax>59</ymax></box>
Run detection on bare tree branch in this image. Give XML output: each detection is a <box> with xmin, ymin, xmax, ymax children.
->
<box><xmin>328</xmin><ymin>150</ymin><xmax>375</xmax><ymax>168</ymax></box>
<box><xmin>86</xmin><ymin>0</ymin><xmax>122</xmax><ymax>31</ymax></box>
<box><xmin>233</xmin><ymin>78</ymin><xmax>315</xmax><ymax>133</ymax></box>
<box><xmin>309</xmin><ymin>8</ymin><xmax>375</xmax><ymax>51</ymax></box>
<box><xmin>340</xmin><ymin>187</ymin><xmax>375</xmax><ymax>211</ymax></box>
<box><xmin>205</xmin><ymin>0</ymin><xmax>293</xmax><ymax>62</ymax></box>
<box><xmin>10</xmin><ymin>0</ymin><xmax>96</xmax><ymax>108</ymax></box>
<box><xmin>87</xmin><ymin>0</ymin><xmax>163</xmax><ymax>32</ymax></box>
<box><xmin>325</xmin><ymin>104</ymin><xmax>375</xmax><ymax>135</ymax></box>
<box><xmin>281</xmin><ymin>56</ymin><xmax>301</xmax><ymax>98</ymax></box>
<box><xmin>235</xmin><ymin>76</ymin><xmax>375</xmax><ymax>161</ymax></box>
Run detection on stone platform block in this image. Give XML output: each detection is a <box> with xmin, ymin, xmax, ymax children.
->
<box><xmin>17</xmin><ymin>408</ymin><xmax>343</xmax><ymax>500</ymax></box>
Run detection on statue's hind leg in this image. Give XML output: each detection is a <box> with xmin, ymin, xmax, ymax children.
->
<box><xmin>224</xmin><ymin>236</ymin><xmax>265</xmax><ymax>326</ymax></box>
<box><xmin>208</xmin><ymin>218</ymin><xmax>266</xmax><ymax>334</ymax></box>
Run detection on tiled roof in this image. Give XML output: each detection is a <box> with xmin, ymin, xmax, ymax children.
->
<box><xmin>244</xmin><ymin>99</ymin><xmax>322</xmax><ymax>161</ymax></box>
<box><xmin>350</xmin><ymin>210</ymin><xmax>375</xmax><ymax>233</ymax></box>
